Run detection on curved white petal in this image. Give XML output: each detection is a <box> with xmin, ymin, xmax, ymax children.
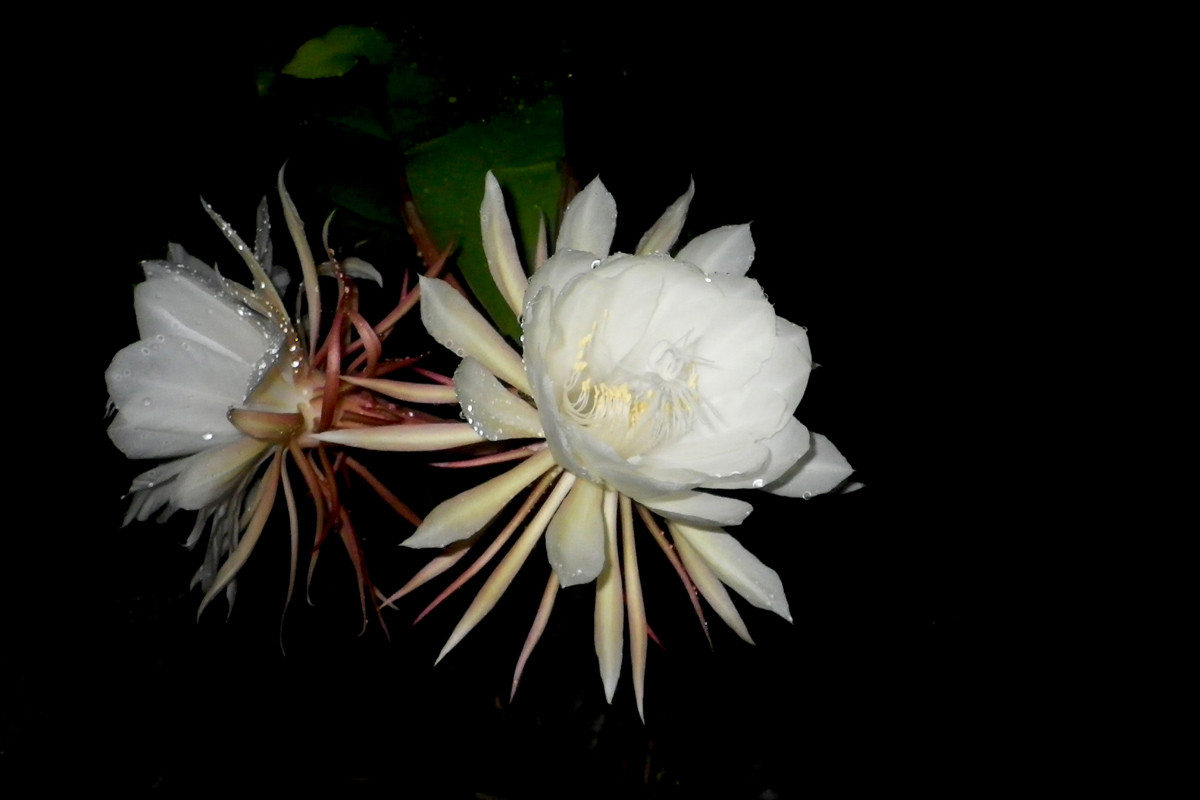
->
<box><xmin>556</xmin><ymin>177</ymin><xmax>616</xmax><ymax>256</ymax></box>
<box><xmin>418</xmin><ymin>276</ymin><xmax>531</xmax><ymax>395</ymax></box>
<box><xmin>670</xmin><ymin>522</ymin><xmax>791</xmax><ymax>623</ymax></box>
<box><xmin>545</xmin><ymin>477</ymin><xmax>606</xmax><ymax>587</ymax></box>
<box><xmin>675</xmin><ymin>224</ymin><xmax>755</xmax><ymax>277</ymax></box>
<box><xmin>635</xmin><ymin>179</ymin><xmax>694</xmax><ymax>255</ymax></box>
<box><xmin>403</xmin><ymin>449</ymin><xmax>557</xmax><ymax>548</ymax></box>
<box><xmin>481</xmin><ymin>171</ymin><xmax>529</xmax><ymax>316</ymax></box>
<box><xmin>173</xmin><ymin>436</ymin><xmax>274</xmax><ymax>511</ymax></box>
<box><xmin>455</xmin><ymin>358</ymin><xmax>543</xmax><ymax>441</ymax></box>
<box><xmin>638</xmin><ymin>490</ymin><xmax>754</xmax><ymax>527</ymax></box>
<box><xmin>765</xmin><ymin>432</ymin><xmax>854</xmax><ymax>498</ymax></box>
<box><xmin>705</xmin><ymin>418</ymin><xmax>811</xmax><ymax>491</ymax></box>
<box><xmin>106</xmin><ymin>336</ymin><xmax>254</xmax><ymax>459</ymax></box>
<box><xmin>134</xmin><ymin>270</ymin><xmax>277</xmax><ymax>364</ymax></box>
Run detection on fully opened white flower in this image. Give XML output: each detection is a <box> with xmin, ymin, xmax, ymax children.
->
<box><xmin>398</xmin><ymin>173</ymin><xmax>854</xmax><ymax>717</ymax></box>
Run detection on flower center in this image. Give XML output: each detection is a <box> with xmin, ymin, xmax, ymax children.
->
<box><xmin>561</xmin><ymin>323</ymin><xmax>703</xmax><ymax>458</ymax></box>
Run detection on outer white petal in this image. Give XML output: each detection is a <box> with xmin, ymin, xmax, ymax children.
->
<box><xmin>765</xmin><ymin>432</ymin><xmax>854</xmax><ymax>497</ymax></box>
<box><xmin>418</xmin><ymin>276</ymin><xmax>531</xmax><ymax>396</ymax></box>
<box><xmin>403</xmin><ymin>449</ymin><xmax>557</xmax><ymax>548</ymax></box>
<box><xmin>674</xmin><ymin>224</ymin><xmax>755</xmax><ymax>277</ymax></box>
<box><xmin>134</xmin><ymin>271</ymin><xmax>275</xmax><ymax>364</ymax></box>
<box><xmin>481</xmin><ymin>171</ymin><xmax>528</xmax><ymax>316</ymax></box>
<box><xmin>704</xmin><ymin>418</ymin><xmax>811</xmax><ymax>491</ymax></box>
<box><xmin>455</xmin><ymin>357</ymin><xmax>543</xmax><ymax>441</ymax></box>
<box><xmin>635</xmin><ymin>179</ymin><xmax>694</xmax><ymax>255</ymax></box>
<box><xmin>172</xmin><ymin>437</ymin><xmax>273</xmax><ymax>511</ymax></box>
<box><xmin>522</xmin><ymin>249</ymin><xmax>599</xmax><ymax>324</ymax></box>
<box><xmin>544</xmin><ymin>477</ymin><xmax>606</xmax><ymax>587</ymax></box>
<box><xmin>106</xmin><ymin>336</ymin><xmax>253</xmax><ymax>459</ymax></box>
<box><xmin>638</xmin><ymin>490</ymin><xmax>754</xmax><ymax>527</ymax></box>
<box><xmin>556</xmin><ymin>177</ymin><xmax>617</xmax><ymax>256</ymax></box>
<box><xmin>670</xmin><ymin>522</ymin><xmax>792</xmax><ymax>623</ymax></box>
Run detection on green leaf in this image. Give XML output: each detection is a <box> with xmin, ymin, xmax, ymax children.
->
<box><xmin>282</xmin><ymin>26</ymin><xmax>394</xmax><ymax>79</ymax></box>
<box><xmin>405</xmin><ymin>97</ymin><xmax>566</xmax><ymax>340</ymax></box>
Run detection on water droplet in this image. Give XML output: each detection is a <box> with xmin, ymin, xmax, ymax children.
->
<box><xmin>155</xmin><ymin>334</ymin><xmax>165</xmax><ymax>342</ymax></box>
<box><xmin>752</xmin><ymin>478</ymin><xmax>764</xmax><ymax>488</ymax></box>
<box><xmin>802</xmin><ymin>491</ymin><xmax>813</xmax><ymax>500</ymax></box>
<box><xmin>141</xmin><ymin>397</ymin><xmax>152</xmax><ymax>407</ymax></box>
<box><xmin>201</xmin><ymin>431</ymin><xmax>214</xmax><ymax>441</ymax></box>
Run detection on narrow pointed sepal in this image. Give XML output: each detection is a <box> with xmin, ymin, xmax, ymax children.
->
<box><xmin>671</xmin><ymin>524</ymin><xmax>754</xmax><ymax>644</ymax></box>
<box><xmin>593</xmin><ymin>489</ymin><xmax>624</xmax><ymax>703</ymax></box>
<box><xmin>435</xmin><ymin>472</ymin><xmax>575</xmax><ymax>663</ymax></box>
<box><xmin>556</xmin><ymin>177</ymin><xmax>617</xmax><ymax>256</ymax></box>
<box><xmin>310</xmin><ymin>423</ymin><xmax>485</xmax><ymax>451</ymax></box>
<box><xmin>620</xmin><ymin>496</ymin><xmax>648</xmax><ymax>721</ymax></box>
<box><xmin>418</xmin><ymin>276</ymin><xmax>532</xmax><ymax>395</ymax></box>
<box><xmin>635</xmin><ymin>178</ymin><xmax>694</xmax><ymax>256</ymax></box>
<box><xmin>404</xmin><ymin>449</ymin><xmax>556</xmax><ymax>548</ymax></box>
<box><xmin>669</xmin><ymin>521</ymin><xmax>792</xmax><ymax>623</ymax></box>
<box><xmin>481</xmin><ymin>171</ymin><xmax>529</xmax><ymax>317</ymax></box>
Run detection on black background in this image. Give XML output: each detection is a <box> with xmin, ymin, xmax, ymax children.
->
<box><xmin>8</xmin><ymin>14</ymin><xmax>1028</xmax><ymax>796</ymax></box>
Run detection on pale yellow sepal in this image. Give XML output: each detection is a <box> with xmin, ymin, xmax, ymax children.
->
<box><xmin>404</xmin><ymin>448</ymin><xmax>557</xmax><ymax>548</ymax></box>
<box><xmin>310</xmin><ymin>422</ymin><xmax>484</xmax><ymax>451</ymax></box>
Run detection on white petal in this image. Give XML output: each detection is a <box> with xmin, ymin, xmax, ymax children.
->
<box><xmin>670</xmin><ymin>522</ymin><xmax>791</xmax><ymax>622</ymax></box>
<box><xmin>455</xmin><ymin>357</ymin><xmax>543</xmax><ymax>441</ymax></box>
<box><xmin>675</xmin><ymin>224</ymin><xmax>755</xmax><ymax>277</ymax></box>
<box><xmin>765</xmin><ymin>432</ymin><xmax>854</xmax><ymax>498</ymax></box>
<box><xmin>556</xmin><ymin>176</ymin><xmax>617</xmax><ymax>256</ymax></box>
<box><xmin>481</xmin><ymin>171</ymin><xmax>529</xmax><ymax>316</ymax></box>
<box><xmin>704</xmin><ymin>418</ymin><xmax>811</xmax><ymax>491</ymax></box>
<box><xmin>172</xmin><ymin>437</ymin><xmax>273</xmax><ymax>511</ymax></box>
<box><xmin>403</xmin><ymin>449</ymin><xmax>557</xmax><ymax>548</ymax></box>
<box><xmin>418</xmin><ymin>276</ymin><xmax>531</xmax><ymax>396</ymax></box>
<box><xmin>106</xmin><ymin>413</ymin><xmax>241</xmax><ymax>461</ymax></box>
<box><xmin>638</xmin><ymin>490</ymin><xmax>754</xmax><ymax>527</ymax></box>
<box><xmin>544</xmin><ymin>477</ymin><xmax>606</xmax><ymax>587</ymax></box>
<box><xmin>522</xmin><ymin>249</ymin><xmax>599</xmax><ymax>324</ymax></box>
<box><xmin>134</xmin><ymin>272</ymin><xmax>276</xmax><ymax>364</ymax></box>
<box><xmin>635</xmin><ymin>179</ymin><xmax>694</xmax><ymax>255</ymax></box>
<box><xmin>105</xmin><ymin>336</ymin><xmax>252</xmax><ymax>458</ymax></box>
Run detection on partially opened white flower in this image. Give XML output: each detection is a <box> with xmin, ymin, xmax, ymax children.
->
<box><xmin>394</xmin><ymin>173</ymin><xmax>854</xmax><ymax>717</ymax></box>
<box><xmin>107</xmin><ymin>171</ymin><xmax>464</xmax><ymax>626</ymax></box>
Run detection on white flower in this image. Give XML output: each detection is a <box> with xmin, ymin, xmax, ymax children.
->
<box><xmin>107</xmin><ymin>174</ymin><xmax>459</xmax><ymax>623</ymax></box>
<box><xmin>399</xmin><ymin>173</ymin><xmax>855</xmax><ymax>717</ymax></box>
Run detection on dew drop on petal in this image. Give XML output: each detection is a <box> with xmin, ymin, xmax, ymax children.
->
<box><xmin>752</xmin><ymin>478</ymin><xmax>764</xmax><ymax>488</ymax></box>
<box><xmin>201</xmin><ymin>431</ymin><xmax>214</xmax><ymax>441</ymax></box>
<box><xmin>141</xmin><ymin>397</ymin><xmax>152</xmax><ymax>407</ymax></box>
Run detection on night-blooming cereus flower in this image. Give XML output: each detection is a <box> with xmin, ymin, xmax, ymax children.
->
<box><xmin>107</xmin><ymin>170</ymin><xmax>464</xmax><ymax>628</ymax></box>
<box><xmin>392</xmin><ymin>172</ymin><xmax>854</xmax><ymax>717</ymax></box>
